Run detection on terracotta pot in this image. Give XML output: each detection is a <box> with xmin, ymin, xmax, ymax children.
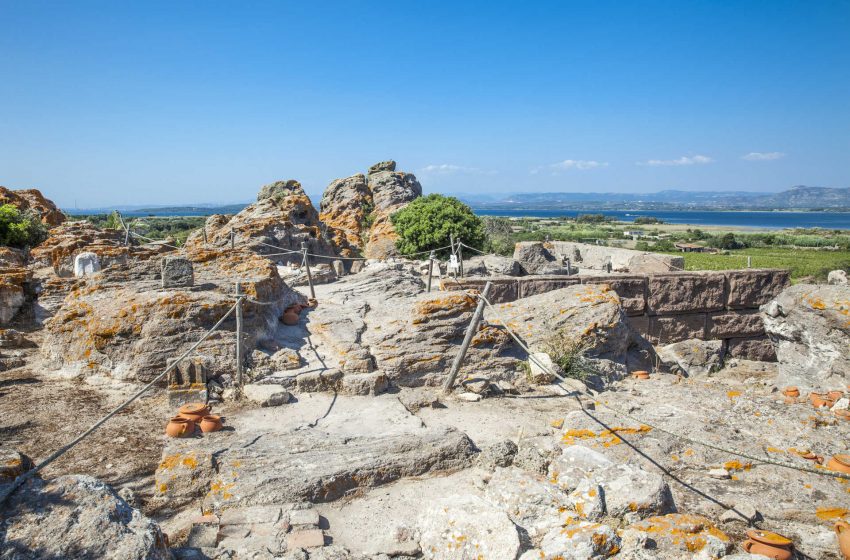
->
<box><xmin>836</xmin><ymin>409</ymin><xmax>850</xmax><ymax>421</ymax></box>
<box><xmin>632</xmin><ymin>370</ymin><xmax>650</xmax><ymax>380</ymax></box>
<box><xmin>282</xmin><ymin>311</ymin><xmax>299</xmax><ymax>326</ymax></box>
<box><xmin>200</xmin><ymin>415</ymin><xmax>223</xmax><ymax>433</ymax></box>
<box><xmin>810</xmin><ymin>392</ymin><xmax>831</xmax><ymax>408</ymax></box>
<box><xmin>308</xmin><ymin>298</ymin><xmax>318</xmax><ymax>308</ymax></box>
<box><xmin>827</xmin><ymin>455</ymin><xmax>850</xmax><ymax>475</ymax></box>
<box><xmin>828</xmin><ymin>390</ymin><xmax>844</xmax><ymax>401</ymax></box>
<box><xmin>836</xmin><ymin>520</ymin><xmax>850</xmax><ymax>560</ymax></box>
<box><xmin>165</xmin><ymin>417</ymin><xmax>194</xmax><ymax>438</ymax></box>
<box><xmin>783</xmin><ymin>386</ymin><xmax>800</xmax><ymax>398</ymax></box>
<box><xmin>741</xmin><ymin>529</ymin><xmax>794</xmax><ymax>560</ymax></box>
<box><xmin>178</xmin><ymin>402</ymin><xmax>209</xmax><ymax>422</ymax></box>
<box><xmin>800</xmin><ymin>451</ymin><xmax>824</xmax><ymax>465</ymax></box>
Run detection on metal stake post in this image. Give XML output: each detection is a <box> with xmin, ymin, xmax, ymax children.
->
<box><xmin>443</xmin><ymin>281</ymin><xmax>492</xmax><ymax>395</ymax></box>
<box><xmin>230</xmin><ymin>228</ymin><xmax>235</xmax><ymax>250</ymax></box>
<box><xmin>427</xmin><ymin>251</ymin><xmax>435</xmax><ymax>292</ymax></box>
<box><xmin>565</xmin><ymin>258</ymin><xmax>572</xmax><ymax>275</ymax></box>
<box><xmin>116</xmin><ymin>211</ymin><xmax>130</xmax><ymax>246</ymax></box>
<box><xmin>301</xmin><ymin>242</ymin><xmax>316</xmax><ymax>300</ymax></box>
<box><xmin>235</xmin><ymin>282</ymin><xmax>244</xmax><ymax>388</ymax></box>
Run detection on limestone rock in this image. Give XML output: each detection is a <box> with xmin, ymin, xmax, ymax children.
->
<box><xmin>340</xmin><ymin>371</ymin><xmax>389</xmax><ymax>396</ymax></box>
<box><xmin>368</xmin><ymin>160</ymin><xmax>396</xmax><ymax>174</ymax></box>
<box><xmin>477</xmin><ymin>439</ymin><xmax>518</xmax><ymax>470</ymax></box>
<box><xmin>484</xmin><ymin>466</ymin><xmax>571</xmax><ymax>537</ymax></box>
<box><xmin>529</xmin><ymin>352</ymin><xmax>562</xmax><ymax>383</ymax></box>
<box><xmin>539</xmin><ymin>521</ymin><xmax>621</xmax><ymax>560</ymax></box>
<box><xmin>627</xmin><ymin>514</ymin><xmax>732</xmax><ymax>558</ymax></box>
<box><xmin>185</xmin><ymin>180</ymin><xmax>337</xmax><ymax>266</ymax></box>
<box><xmin>657</xmin><ymin>339</ymin><xmax>724</xmax><ymax>377</ymax></box>
<box><xmin>243</xmin><ymin>384</ymin><xmax>292</xmax><ymax>406</ymax></box>
<box><xmin>319</xmin><ymin>174</ymin><xmax>371</xmax><ymax>256</ymax></box>
<box><xmin>74</xmin><ymin>251</ymin><xmax>102</xmax><ymax>277</ymax></box>
<box><xmin>0</xmin><ymin>186</ymin><xmax>65</xmax><ymax>226</ymax></box>
<box><xmin>417</xmin><ymin>495</ymin><xmax>521</xmax><ymax>560</ymax></box>
<box><xmin>0</xmin><ymin>449</ymin><xmax>31</xmax><ymax>482</ymax></box>
<box><xmin>828</xmin><ymin>269</ymin><xmax>848</xmax><ymax>285</ymax></box>
<box><xmin>761</xmin><ymin>284</ymin><xmax>850</xmax><ymax>390</ymax></box>
<box><xmin>364</xmin><ymin>167</ymin><xmax>422</xmax><ymax>259</ymax></box>
<box><xmin>513</xmin><ymin>242</ymin><xmax>570</xmax><ymax>275</ymax></box>
<box><xmin>161</xmin><ymin>256</ymin><xmax>194</xmax><ymax>288</ymax></box>
<box><xmin>464</xmin><ymin>255</ymin><xmax>522</xmax><ymax>277</ymax></box>
<box><xmin>1</xmin><ymin>475</ymin><xmax>170</xmax><ymax>559</ymax></box>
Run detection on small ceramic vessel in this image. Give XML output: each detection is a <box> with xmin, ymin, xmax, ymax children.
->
<box><xmin>810</xmin><ymin>392</ymin><xmax>831</xmax><ymax>408</ymax></box>
<box><xmin>178</xmin><ymin>402</ymin><xmax>209</xmax><ymax>422</ymax></box>
<box><xmin>835</xmin><ymin>520</ymin><xmax>850</xmax><ymax>560</ymax></box>
<box><xmin>632</xmin><ymin>370</ymin><xmax>650</xmax><ymax>380</ymax></box>
<box><xmin>828</xmin><ymin>390</ymin><xmax>844</xmax><ymax>401</ymax></box>
<box><xmin>282</xmin><ymin>311</ymin><xmax>299</xmax><ymax>326</ymax></box>
<box><xmin>835</xmin><ymin>409</ymin><xmax>850</xmax><ymax>421</ymax></box>
<box><xmin>200</xmin><ymin>415</ymin><xmax>223</xmax><ymax>433</ymax></box>
<box><xmin>741</xmin><ymin>529</ymin><xmax>794</xmax><ymax>560</ymax></box>
<box><xmin>165</xmin><ymin>417</ymin><xmax>194</xmax><ymax>438</ymax></box>
<box><xmin>783</xmin><ymin>386</ymin><xmax>800</xmax><ymax>398</ymax></box>
<box><xmin>308</xmin><ymin>298</ymin><xmax>318</xmax><ymax>308</ymax></box>
<box><xmin>827</xmin><ymin>455</ymin><xmax>850</xmax><ymax>475</ymax></box>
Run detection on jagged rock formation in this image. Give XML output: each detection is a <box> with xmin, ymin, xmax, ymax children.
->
<box><xmin>513</xmin><ymin>242</ymin><xmax>571</xmax><ymax>275</ymax></box>
<box><xmin>0</xmin><ymin>474</ymin><xmax>171</xmax><ymax>560</ymax></box>
<box><xmin>762</xmin><ymin>283</ymin><xmax>850</xmax><ymax>390</ymax></box>
<box><xmin>185</xmin><ymin>179</ymin><xmax>338</xmax><ymax>266</ymax></box>
<box><xmin>0</xmin><ymin>187</ymin><xmax>65</xmax><ymax>226</ymax></box>
<box><xmin>318</xmin><ymin>160</ymin><xmax>422</xmax><ymax>259</ymax></box>
<box><xmin>31</xmin><ymin>221</ymin><xmax>135</xmax><ymax>277</ymax></box>
<box><xmin>41</xmin><ymin>247</ymin><xmax>305</xmax><ymax>384</ymax></box>
<box><xmin>0</xmin><ymin>247</ymin><xmax>33</xmax><ymax>326</ymax></box>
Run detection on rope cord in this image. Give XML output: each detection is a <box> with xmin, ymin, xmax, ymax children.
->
<box><xmin>0</xmin><ymin>300</ymin><xmax>241</xmax><ymax>505</ymax></box>
<box><xmin>128</xmin><ymin>231</ymin><xmax>182</xmax><ymax>251</ymax></box>
<box><xmin>474</xmin><ymin>293</ymin><xmax>850</xmax><ymax>481</ymax></box>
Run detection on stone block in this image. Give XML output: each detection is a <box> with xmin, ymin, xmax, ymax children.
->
<box><xmin>219</xmin><ymin>505</ymin><xmax>283</xmax><ymax>526</ymax></box>
<box><xmin>167</xmin><ymin>357</ymin><xmax>208</xmax><ymax>407</ymax></box>
<box><xmin>288</xmin><ymin>508</ymin><xmax>320</xmax><ymax>528</ymax></box>
<box><xmin>186</xmin><ymin>524</ymin><xmax>218</xmax><ymax>548</ymax></box>
<box><xmin>440</xmin><ymin>277</ymin><xmax>518</xmax><ymax>303</ymax></box>
<box><xmin>707</xmin><ymin>311</ymin><xmax>765</xmax><ymax>339</ymax></box>
<box><xmin>287</xmin><ymin>529</ymin><xmax>325</xmax><ymax>549</ymax></box>
<box><xmin>73</xmin><ymin>252</ymin><xmax>101</xmax><ymax>277</ymax></box>
<box><xmin>243</xmin><ymin>384</ymin><xmax>291</xmax><ymax>407</ymax></box>
<box><xmin>648</xmin><ymin>313</ymin><xmax>707</xmax><ymax>344</ymax></box>
<box><xmin>341</xmin><ymin>371</ymin><xmax>389</xmax><ymax>395</ymax></box>
<box><xmin>725</xmin><ymin>269</ymin><xmax>790</xmax><ymax>309</ymax></box>
<box><xmin>517</xmin><ymin>276</ymin><xmax>580</xmax><ymax>299</ymax></box>
<box><xmin>161</xmin><ymin>256</ymin><xmax>195</xmax><ymax>288</ymax></box>
<box><xmin>296</xmin><ymin>368</ymin><xmax>343</xmax><ymax>392</ymax></box>
<box><xmin>726</xmin><ymin>336</ymin><xmax>777</xmax><ymax>362</ymax></box>
<box><xmin>582</xmin><ymin>275</ymin><xmax>647</xmax><ymax>316</ymax></box>
<box><xmin>626</xmin><ymin>314</ymin><xmax>651</xmax><ymax>340</ymax></box>
<box><xmin>646</xmin><ymin>273</ymin><xmax>725</xmax><ymax>315</ymax></box>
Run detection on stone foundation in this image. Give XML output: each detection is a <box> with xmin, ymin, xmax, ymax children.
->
<box><xmin>441</xmin><ymin>269</ymin><xmax>790</xmax><ymax>361</ymax></box>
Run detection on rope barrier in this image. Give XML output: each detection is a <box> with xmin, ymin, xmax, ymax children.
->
<box><xmin>128</xmin><ymin>231</ymin><xmax>182</xmax><ymax>251</ymax></box>
<box><xmin>0</xmin><ymin>300</ymin><xmax>240</xmax><ymax>505</ymax></box>
<box><xmin>474</xmin><ymin>293</ymin><xmax>850</xmax><ymax>482</ymax></box>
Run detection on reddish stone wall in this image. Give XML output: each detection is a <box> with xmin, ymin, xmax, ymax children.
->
<box><xmin>441</xmin><ymin>269</ymin><xmax>791</xmax><ymax>361</ymax></box>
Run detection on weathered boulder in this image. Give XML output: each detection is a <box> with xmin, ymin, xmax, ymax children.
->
<box><xmin>829</xmin><ymin>269</ymin><xmax>848</xmax><ymax>285</ymax></box>
<box><xmin>0</xmin><ymin>475</ymin><xmax>171</xmax><ymax>560</ymax></box>
<box><xmin>364</xmin><ymin>164</ymin><xmax>422</xmax><ymax>259</ymax></box>
<box><xmin>761</xmin><ymin>284</ymin><xmax>850</xmax><ymax>390</ymax></box>
<box><xmin>513</xmin><ymin>242</ymin><xmax>570</xmax><ymax>275</ymax></box>
<box><xmin>319</xmin><ymin>174</ymin><xmax>371</xmax><ymax>256</ymax></box>
<box><xmin>0</xmin><ymin>251</ymin><xmax>32</xmax><ymax>326</ymax></box>
<box><xmin>417</xmin><ymin>495</ymin><xmax>521</xmax><ymax>560</ymax></box>
<box><xmin>73</xmin><ymin>251</ymin><xmax>101</xmax><ymax>277</ymax></box>
<box><xmin>185</xmin><ymin>180</ymin><xmax>337</xmax><ymax>266</ymax></box>
<box><xmin>464</xmin><ymin>254</ymin><xmax>522</xmax><ymax>276</ymax></box>
<box><xmin>539</xmin><ymin>521</ymin><xmax>621</xmax><ymax>560</ymax></box>
<box><xmin>627</xmin><ymin>514</ymin><xmax>732</xmax><ymax>558</ymax></box>
<box><xmin>483</xmin><ymin>466</ymin><xmax>571</xmax><ymax>538</ymax></box>
<box><xmin>657</xmin><ymin>339</ymin><xmax>724</xmax><ymax>376</ymax></box>
<box><xmin>161</xmin><ymin>256</ymin><xmax>194</xmax><ymax>288</ymax></box>
<box><xmin>0</xmin><ymin>186</ymin><xmax>65</xmax><ymax>226</ymax></box>
<box><xmin>485</xmin><ymin>284</ymin><xmax>639</xmax><ymax>385</ymax></box>
<box><xmin>42</xmin><ymin>248</ymin><xmax>305</xmax><ymax>384</ymax></box>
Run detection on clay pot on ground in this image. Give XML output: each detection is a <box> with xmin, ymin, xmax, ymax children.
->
<box><xmin>828</xmin><ymin>390</ymin><xmax>844</xmax><ymax>401</ymax></box>
<box><xmin>827</xmin><ymin>455</ymin><xmax>850</xmax><ymax>475</ymax></box>
<box><xmin>632</xmin><ymin>370</ymin><xmax>650</xmax><ymax>380</ymax></box>
<box><xmin>741</xmin><ymin>529</ymin><xmax>794</xmax><ymax>560</ymax></box>
<box><xmin>783</xmin><ymin>386</ymin><xmax>800</xmax><ymax>398</ymax></box>
<box><xmin>178</xmin><ymin>402</ymin><xmax>209</xmax><ymax>423</ymax></box>
<box><xmin>799</xmin><ymin>451</ymin><xmax>824</xmax><ymax>465</ymax></box>
<box><xmin>836</xmin><ymin>409</ymin><xmax>850</xmax><ymax>421</ymax></box>
<box><xmin>282</xmin><ymin>311</ymin><xmax>299</xmax><ymax>326</ymax></box>
<box><xmin>836</xmin><ymin>520</ymin><xmax>850</xmax><ymax>560</ymax></box>
<box><xmin>308</xmin><ymin>298</ymin><xmax>318</xmax><ymax>308</ymax></box>
<box><xmin>165</xmin><ymin>417</ymin><xmax>195</xmax><ymax>438</ymax></box>
<box><xmin>810</xmin><ymin>392</ymin><xmax>833</xmax><ymax>408</ymax></box>
<box><xmin>200</xmin><ymin>415</ymin><xmax>223</xmax><ymax>433</ymax></box>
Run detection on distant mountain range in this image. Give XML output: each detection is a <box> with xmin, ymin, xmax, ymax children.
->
<box><xmin>65</xmin><ymin>185</ymin><xmax>850</xmax><ymax>216</ymax></box>
<box><xmin>459</xmin><ymin>186</ymin><xmax>850</xmax><ymax>212</ymax></box>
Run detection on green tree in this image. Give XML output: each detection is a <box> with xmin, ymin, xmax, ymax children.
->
<box><xmin>0</xmin><ymin>204</ymin><xmax>49</xmax><ymax>248</ymax></box>
<box><xmin>483</xmin><ymin>216</ymin><xmax>515</xmax><ymax>256</ymax></box>
<box><xmin>390</xmin><ymin>194</ymin><xmax>485</xmax><ymax>258</ymax></box>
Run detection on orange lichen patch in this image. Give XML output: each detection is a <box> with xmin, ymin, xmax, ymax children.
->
<box><xmin>550</xmin><ymin>418</ymin><xmax>565</xmax><ymax>429</ymax></box>
<box><xmin>414</xmin><ymin>294</ymin><xmax>476</xmax><ymax>319</ymax></box>
<box><xmin>562</xmin><ymin>425</ymin><xmax>652</xmax><ymax>447</ymax></box>
<box><xmin>726</xmin><ymin>390</ymin><xmax>742</xmax><ymax>399</ymax></box>
<box><xmin>816</xmin><ymin>507</ymin><xmax>848</xmax><ymax>520</ymax></box>
<box><xmin>631</xmin><ymin>513</ymin><xmax>729</xmax><ymax>553</ymax></box>
<box><xmin>471</xmin><ymin>325</ymin><xmax>509</xmax><ymax>347</ymax></box>
<box><xmin>723</xmin><ymin>460</ymin><xmax>753</xmax><ymax>472</ymax></box>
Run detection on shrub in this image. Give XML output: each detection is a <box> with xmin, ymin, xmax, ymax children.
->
<box><xmin>633</xmin><ymin>216</ymin><xmax>664</xmax><ymax>225</ymax></box>
<box><xmin>540</xmin><ymin>330</ymin><xmax>594</xmax><ymax>381</ymax></box>
<box><xmin>0</xmin><ymin>204</ymin><xmax>49</xmax><ymax>248</ymax></box>
<box><xmin>390</xmin><ymin>194</ymin><xmax>485</xmax><ymax>258</ymax></box>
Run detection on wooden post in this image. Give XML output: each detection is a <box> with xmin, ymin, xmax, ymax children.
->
<box><xmin>443</xmin><ymin>281</ymin><xmax>492</xmax><ymax>395</ymax></box>
<box><xmin>230</xmin><ymin>228</ymin><xmax>235</xmax><ymax>250</ymax></box>
<box><xmin>235</xmin><ymin>282</ymin><xmax>244</xmax><ymax>388</ymax></box>
<box><xmin>203</xmin><ymin>226</ymin><xmax>207</xmax><ymax>246</ymax></box>
<box><xmin>116</xmin><ymin>212</ymin><xmax>130</xmax><ymax>246</ymax></box>
<box><xmin>427</xmin><ymin>251</ymin><xmax>435</xmax><ymax>293</ymax></box>
<box><xmin>747</xmin><ymin>256</ymin><xmax>752</xmax><ymax>268</ymax></box>
<box><xmin>457</xmin><ymin>238</ymin><xmax>464</xmax><ymax>278</ymax></box>
<box><xmin>565</xmin><ymin>258</ymin><xmax>571</xmax><ymax>275</ymax></box>
<box><xmin>301</xmin><ymin>242</ymin><xmax>316</xmax><ymax>300</ymax></box>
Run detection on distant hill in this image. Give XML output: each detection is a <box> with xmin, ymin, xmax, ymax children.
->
<box><xmin>463</xmin><ymin>186</ymin><xmax>850</xmax><ymax>211</ymax></box>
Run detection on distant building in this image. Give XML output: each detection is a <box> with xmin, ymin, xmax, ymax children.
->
<box><xmin>674</xmin><ymin>242</ymin><xmax>713</xmax><ymax>253</ymax></box>
<box><xmin>624</xmin><ymin>230</ymin><xmax>644</xmax><ymax>239</ymax></box>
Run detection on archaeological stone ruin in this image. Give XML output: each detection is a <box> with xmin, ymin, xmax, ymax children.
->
<box><xmin>0</xmin><ymin>169</ymin><xmax>849</xmax><ymax>560</ymax></box>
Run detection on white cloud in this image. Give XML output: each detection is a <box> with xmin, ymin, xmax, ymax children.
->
<box><xmin>639</xmin><ymin>155</ymin><xmax>714</xmax><ymax>167</ymax></box>
<box><xmin>532</xmin><ymin>159</ymin><xmax>608</xmax><ymax>174</ymax></box>
<box><xmin>418</xmin><ymin>164</ymin><xmax>494</xmax><ymax>175</ymax></box>
<box><xmin>742</xmin><ymin>152</ymin><xmax>785</xmax><ymax>161</ymax></box>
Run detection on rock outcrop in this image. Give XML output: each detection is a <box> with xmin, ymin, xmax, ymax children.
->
<box><xmin>30</xmin><ymin>221</ymin><xmax>146</xmax><ymax>277</ymax></box>
<box><xmin>185</xmin><ymin>179</ymin><xmax>338</xmax><ymax>266</ymax></box>
<box><xmin>0</xmin><ymin>475</ymin><xmax>171</xmax><ymax>560</ymax></box>
<box><xmin>0</xmin><ymin>248</ymin><xmax>33</xmax><ymax>326</ymax></box>
<box><xmin>513</xmin><ymin>242</ymin><xmax>571</xmax><ymax>275</ymax></box>
<box><xmin>41</xmin><ymin>247</ymin><xmax>305</xmax><ymax>384</ymax></box>
<box><xmin>762</xmin><ymin>283</ymin><xmax>850</xmax><ymax>390</ymax></box>
<box><xmin>0</xmin><ymin>187</ymin><xmax>65</xmax><ymax>226</ymax></box>
<box><xmin>318</xmin><ymin>161</ymin><xmax>422</xmax><ymax>260</ymax></box>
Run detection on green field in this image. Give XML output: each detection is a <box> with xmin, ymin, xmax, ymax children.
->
<box><xmin>659</xmin><ymin>247</ymin><xmax>850</xmax><ymax>281</ymax></box>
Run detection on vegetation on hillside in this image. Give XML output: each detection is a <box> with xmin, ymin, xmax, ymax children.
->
<box><xmin>0</xmin><ymin>204</ymin><xmax>49</xmax><ymax>248</ymax></box>
<box><xmin>67</xmin><ymin>213</ymin><xmax>206</xmax><ymax>245</ymax></box>
<box><xmin>391</xmin><ymin>194</ymin><xmax>485</xmax><ymax>258</ymax></box>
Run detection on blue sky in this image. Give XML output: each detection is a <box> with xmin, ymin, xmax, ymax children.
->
<box><xmin>1</xmin><ymin>1</ymin><xmax>848</xmax><ymax>208</ymax></box>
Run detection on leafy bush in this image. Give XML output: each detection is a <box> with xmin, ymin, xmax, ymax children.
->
<box><xmin>575</xmin><ymin>213</ymin><xmax>613</xmax><ymax>224</ymax></box>
<box><xmin>390</xmin><ymin>194</ymin><xmax>485</xmax><ymax>258</ymax></box>
<box><xmin>540</xmin><ymin>330</ymin><xmax>594</xmax><ymax>381</ymax></box>
<box><xmin>483</xmin><ymin>216</ymin><xmax>515</xmax><ymax>256</ymax></box>
<box><xmin>0</xmin><ymin>204</ymin><xmax>49</xmax><ymax>248</ymax></box>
